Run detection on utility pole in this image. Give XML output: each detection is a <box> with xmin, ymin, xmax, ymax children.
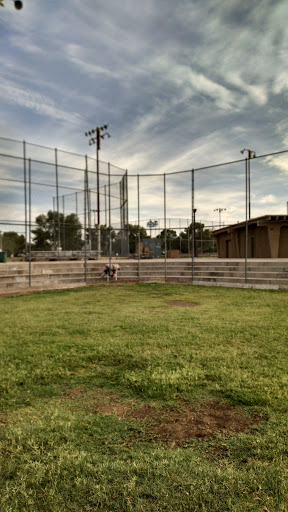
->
<box><xmin>85</xmin><ymin>125</ymin><xmax>111</xmax><ymax>255</ymax></box>
<box><xmin>240</xmin><ymin>149</ymin><xmax>256</xmax><ymax>282</ymax></box>
<box><xmin>240</xmin><ymin>148</ymin><xmax>256</xmax><ymax>220</ymax></box>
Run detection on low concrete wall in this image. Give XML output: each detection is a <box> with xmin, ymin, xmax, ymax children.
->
<box><xmin>0</xmin><ymin>259</ymin><xmax>288</xmax><ymax>294</ymax></box>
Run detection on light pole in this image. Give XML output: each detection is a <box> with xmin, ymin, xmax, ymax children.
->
<box><xmin>214</xmin><ymin>208</ymin><xmax>226</xmax><ymax>228</ymax></box>
<box><xmin>85</xmin><ymin>125</ymin><xmax>111</xmax><ymax>254</ymax></box>
<box><xmin>147</xmin><ymin>220</ymin><xmax>158</xmax><ymax>238</ymax></box>
<box><xmin>240</xmin><ymin>148</ymin><xmax>256</xmax><ymax>220</ymax></box>
<box><xmin>240</xmin><ymin>149</ymin><xmax>255</xmax><ymax>282</ymax></box>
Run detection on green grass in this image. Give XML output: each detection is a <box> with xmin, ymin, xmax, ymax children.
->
<box><xmin>0</xmin><ymin>284</ymin><xmax>288</xmax><ymax>511</ymax></box>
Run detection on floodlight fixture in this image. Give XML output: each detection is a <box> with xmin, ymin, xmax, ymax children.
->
<box><xmin>100</xmin><ymin>133</ymin><xmax>111</xmax><ymax>140</ymax></box>
<box><xmin>241</xmin><ymin>148</ymin><xmax>256</xmax><ymax>158</ymax></box>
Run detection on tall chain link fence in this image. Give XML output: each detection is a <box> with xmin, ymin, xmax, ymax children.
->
<box><xmin>0</xmin><ymin>137</ymin><xmax>287</xmax><ymax>283</ymax></box>
<box><xmin>128</xmin><ymin>150</ymin><xmax>288</xmax><ymax>259</ymax></box>
<box><xmin>0</xmin><ymin>137</ymin><xmax>128</xmax><ymax>260</ymax></box>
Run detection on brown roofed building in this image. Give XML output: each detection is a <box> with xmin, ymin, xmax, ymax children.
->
<box><xmin>213</xmin><ymin>215</ymin><xmax>288</xmax><ymax>258</ymax></box>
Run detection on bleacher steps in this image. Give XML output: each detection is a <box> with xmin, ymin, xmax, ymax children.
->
<box><xmin>0</xmin><ymin>259</ymin><xmax>287</xmax><ymax>293</ymax></box>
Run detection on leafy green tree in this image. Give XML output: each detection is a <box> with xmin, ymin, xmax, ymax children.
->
<box><xmin>184</xmin><ymin>222</ymin><xmax>212</xmax><ymax>240</ymax></box>
<box><xmin>32</xmin><ymin>210</ymin><xmax>83</xmax><ymax>251</ymax></box>
<box><xmin>32</xmin><ymin>213</ymin><xmax>54</xmax><ymax>250</ymax></box>
<box><xmin>156</xmin><ymin>229</ymin><xmax>179</xmax><ymax>251</ymax></box>
<box><xmin>2</xmin><ymin>232</ymin><xmax>26</xmax><ymax>256</ymax></box>
<box><xmin>63</xmin><ymin>213</ymin><xmax>83</xmax><ymax>250</ymax></box>
<box><xmin>87</xmin><ymin>225</ymin><xmax>117</xmax><ymax>254</ymax></box>
<box><xmin>179</xmin><ymin>231</ymin><xmax>189</xmax><ymax>253</ymax></box>
<box><xmin>184</xmin><ymin>222</ymin><xmax>214</xmax><ymax>254</ymax></box>
<box><xmin>128</xmin><ymin>224</ymin><xmax>148</xmax><ymax>253</ymax></box>
<box><xmin>156</xmin><ymin>229</ymin><xmax>177</xmax><ymax>240</ymax></box>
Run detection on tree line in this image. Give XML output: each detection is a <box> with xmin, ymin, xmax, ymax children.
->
<box><xmin>2</xmin><ymin>210</ymin><xmax>82</xmax><ymax>256</ymax></box>
<box><xmin>115</xmin><ymin>222</ymin><xmax>215</xmax><ymax>254</ymax></box>
<box><xmin>2</xmin><ymin>210</ymin><xmax>214</xmax><ymax>256</ymax></box>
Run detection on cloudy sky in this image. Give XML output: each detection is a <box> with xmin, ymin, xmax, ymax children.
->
<box><xmin>1</xmin><ymin>0</ymin><xmax>288</xmax><ymax>227</ymax></box>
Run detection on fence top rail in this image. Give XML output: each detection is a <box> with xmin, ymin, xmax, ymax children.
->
<box><xmin>0</xmin><ymin>136</ymin><xmax>126</xmax><ymax>166</ymax></box>
<box><xmin>0</xmin><ymin>151</ymin><xmax>128</xmax><ymax>177</ymax></box>
<box><xmin>1</xmin><ymin>136</ymin><xmax>288</xmax><ymax>177</ymax></box>
<box><xmin>129</xmin><ymin>148</ymin><xmax>288</xmax><ymax>177</ymax></box>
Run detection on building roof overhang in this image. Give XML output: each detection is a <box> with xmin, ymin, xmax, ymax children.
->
<box><xmin>212</xmin><ymin>214</ymin><xmax>288</xmax><ymax>236</ymax></box>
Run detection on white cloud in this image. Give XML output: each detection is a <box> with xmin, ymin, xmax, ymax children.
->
<box><xmin>273</xmin><ymin>73</ymin><xmax>288</xmax><ymax>96</ymax></box>
<box><xmin>1</xmin><ymin>0</ymin><xmax>288</xmax><ymax>228</ymax></box>
<box><xmin>0</xmin><ymin>77</ymin><xmax>82</xmax><ymax>125</ymax></box>
<box><xmin>65</xmin><ymin>44</ymin><xmax>117</xmax><ymax>78</ymax></box>
<box><xmin>266</xmin><ymin>154</ymin><xmax>288</xmax><ymax>174</ymax></box>
<box><xmin>258</xmin><ymin>194</ymin><xmax>278</xmax><ymax>204</ymax></box>
<box><xmin>10</xmin><ymin>35</ymin><xmax>44</xmax><ymax>55</ymax></box>
<box><xmin>226</xmin><ymin>72</ymin><xmax>267</xmax><ymax>106</ymax></box>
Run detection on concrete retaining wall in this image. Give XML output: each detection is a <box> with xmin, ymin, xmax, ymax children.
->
<box><xmin>0</xmin><ymin>258</ymin><xmax>288</xmax><ymax>294</ymax></box>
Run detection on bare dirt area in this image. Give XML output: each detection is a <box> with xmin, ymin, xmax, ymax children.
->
<box><xmin>127</xmin><ymin>401</ymin><xmax>260</xmax><ymax>445</ymax></box>
<box><xmin>165</xmin><ymin>300</ymin><xmax>198</xmax><ymax>307</ymax></box>
<box><xmin>64</xmin><ymin>389</ymin><xmax>262</xmax><ymax>446</ymax></box>
<box><xmin>154</xmin><ymin>299</ymin><xmax>198</xmax><ymax>309</ymax></box>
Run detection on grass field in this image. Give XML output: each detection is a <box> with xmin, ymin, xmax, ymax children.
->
<box><xmin>0</xmin><ymin>284</ymin><xmax>287</xmax><ymax>511</ymax></box>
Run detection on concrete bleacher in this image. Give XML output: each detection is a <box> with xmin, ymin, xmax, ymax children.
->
<box><xmin>0</xmin><ymin>258</ymin><xmax>287</xmax><ymax>294</ymax></box>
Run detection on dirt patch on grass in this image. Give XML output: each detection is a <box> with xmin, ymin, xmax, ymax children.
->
<box><xmin>154</xmin><ymin>300</ymin><xmax>198</xmax><ymax>309</ymax></box>
<box><xmin>84</xmin><ymin>391</ymin><xmax>261</xmax><ymax>446</ymax></box>
<box><xmin>61</xmin><ymin>387</ymin><xmax>86</xmax><ymax>400</ymax></box>
<box><xmin>166</xmin><ymin>300</ymin><xmax>197</xmax><ymax>307</ymax></box>
<box><xmin>92</xmin><ymin>394</ymin><xmax>132</xmax><ymax>417</ymax></box>
<box><xmin>127</xmin><ymin>401</ymin><xmax>259</xmax><ymax>445</ymax></box>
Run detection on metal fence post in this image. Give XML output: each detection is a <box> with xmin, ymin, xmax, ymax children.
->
<box><xmin>191</xmin><ymin>169</ymin><xmax>195</xmax><ymax>282</ymax></box>
<box><xmin>137</xmin><ymin>174</ymin><xmax>140</xmax><ymax>281</ymax></box>
<box><xmin>28</xmin><ymin>158</ymin><xmax>32</xmax><ymax>287</ymax></box>
<box><xmin>23</xmin><ymin>141</ymin><xmax>28</xmax><ymax>255</ymax></box>
<box><xmin>125</xmin><ymin>170</ymin><xmax>129</xmax><ymax>256</ymax></box>
<box><xmin>164</xmin><ymin>173</ymin><xmax>167</xmax><ymax>282</ymax></box>
<box><xmin>55</xmin><ymin>148</ymin><xmax>61</xmax><ymax>251</ymax></box>
<box><xmin>108</xmin><ymin>163</ymin><xmax>111</xmax><ymax>281</ymax></box>
<box><xmin>104</xmin><ymin>184</ymin><xmax>107</xmax><ymax>228</ymax></box>
<box><xmin>75</xmin><ymin>191</ymin><xmax>79</xmax><ymax>250</ymax></box>
<box><xmin>84</xmin><ymin>155</ymin><xmax>88</xmax><ymax>283</ymax></box>
<box><xmin>245</xmin><ymin>158</ymin><xmax>248</xmax><ymax>283</ymax></box>
<box><xmin>62</xmin><ymin>196</ymin><xmax>65</xmax><ymax>251</ymax></box>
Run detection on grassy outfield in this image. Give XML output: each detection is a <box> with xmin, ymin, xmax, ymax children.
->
<box><xmin>0</xmin><ymin>284</ymin><xmax>287</xmax><ymax>511</ymax></box>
